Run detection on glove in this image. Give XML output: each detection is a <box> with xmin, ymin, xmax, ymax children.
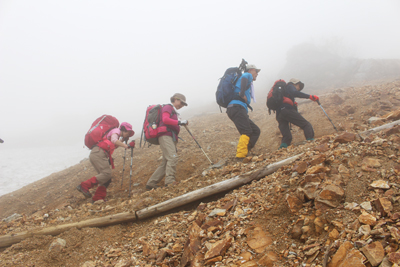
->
<box><xmin>309</xmin><ymin>95</ymin><xmax>319</xmax><ymax>102</ymax></box>
<box><xmin>294</xmin><ymin>101</ymin><xmax>298</xmax><ymax>107</ymax></box>
<box><xmin>127</xmin><ymin>141</ymin><xmax>135</xmax><ymax>148</ymax></box>
<box><xmin>178</xmin><ymin>120</ymin><xmax>188</xmax><ymax>126</ymax></box>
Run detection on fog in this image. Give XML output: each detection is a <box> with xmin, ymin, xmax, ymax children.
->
<box><xmin>1</xmin><ymin>0</ymin><xmax>400</xmax><ymax>149</ymax></box>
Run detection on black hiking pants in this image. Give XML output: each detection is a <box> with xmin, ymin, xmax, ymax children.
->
<box><xmin>227</xmin><ymin>104</ymin><xmax>260</xmax><ymax>150</ymax></box>
<box><xmin>276</xmin><ymin>107</ymin><xmax>314</xmax><ymax>145</ymax></box>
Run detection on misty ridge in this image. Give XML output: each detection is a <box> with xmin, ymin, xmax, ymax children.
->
<box><xmin>182</xmin><ymin>40</ymin><xmax>400</xmax><ymax>120</ymax></box>
<box><xmin>279</xmin><ymin>41</ymin><xmax>400</xmax><ymax>92</ymax></box>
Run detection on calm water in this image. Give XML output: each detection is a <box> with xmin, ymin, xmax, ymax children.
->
<box><xmin>0</xmin><ymin>144</ymin><xmax>89</xmax><ymax>196</ymax></box>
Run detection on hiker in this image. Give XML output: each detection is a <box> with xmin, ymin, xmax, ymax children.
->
<box><xmin>145</xmin><ymin>93</ymin><xmax>188</xmax><ymax>190</ymax></box>
<box><xmin>77</xmin><ymin>122</ymin><xmax>135</xmax><ymax>201</ymax></box>
<box><xmin>227</xmin><ymin>64</ymin><xmax>261</xmax><ymax>158</ymax></box>
<box><xmin>276</xmin><ymin>78</ymin><xmax>319</xmax><ymax>149</ymax></box>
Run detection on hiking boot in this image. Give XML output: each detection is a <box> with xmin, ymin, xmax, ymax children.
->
<box><xmin>146</xmin><ymin>185</ymin><xmax>162</xmax><ymax>191</ymax></box>
<box><xmin>165</xmin><ymin>181</ymin><xmax>179</xmax><ymax>187</ymax></box>
<box><xmin>76</xmin><ymin>185</ymin><xmax>92</xmax><ymax>198</ymax></box>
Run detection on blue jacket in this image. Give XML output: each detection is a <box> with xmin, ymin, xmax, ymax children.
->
<box><xmin>228</xmin><ymin>72</ymin><xmax>253</xmax><ymax>112</ymax></box>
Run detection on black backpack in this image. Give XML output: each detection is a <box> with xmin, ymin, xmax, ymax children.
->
<box><xmin>266</xmin><ymin>79</ymin><xmax>287</xmax><ymax>114</ymax></box>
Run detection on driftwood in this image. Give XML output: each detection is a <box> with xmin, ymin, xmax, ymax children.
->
<box><xmin>359</xmin><ymin>119</ymin><xmax>400</xmax><ymax>139</ymax></box>
<box><xmin>0</xmin><ymin>153</ymin><xmax>303</xmax><ymax>248</ymax></box>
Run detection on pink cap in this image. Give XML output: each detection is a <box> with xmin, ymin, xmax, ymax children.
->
<box><xmin>120</xmin><ymin>122</ymin><xmax>134</xmax><ymax>137</ymax></box>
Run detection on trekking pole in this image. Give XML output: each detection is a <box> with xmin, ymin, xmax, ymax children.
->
<box><xmin>184</xmin><ymin>125</ymin><xmax>214</xmax><ymax>165</ymax></box>
<box><xmin>317</xmin><ymin>100</ymin><xmax>338</xmax><ymax>132</ymax></box>
<box><xmin>120</xmin><ymin>140</ymin><xmax>128</xmax><ymax>188</ymax></box>
<box><xmin>121</xmin><ymin>147</ymin><xmax>127</xmax><ymax>188</ymax></box>
<box><xmin>129</xmin><ymin>147</ymin><xmax>133</xmax><ymax>197</ymax></box>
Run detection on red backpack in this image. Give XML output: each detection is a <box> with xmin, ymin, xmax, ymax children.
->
<box><xmin>84</xmin><ymin>115</ymin><xmax>120</xmax><ymax>149</ymax></box>
<box><xmin>141</xmin><ymin>104</ymin><xmax>175</xmax><ymax>146</ymax></box>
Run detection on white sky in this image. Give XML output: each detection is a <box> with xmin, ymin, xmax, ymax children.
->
<box><xmin>1</xmin><ymin>0</ymin><xmax>400</xmax><ymax>148</ymax></box>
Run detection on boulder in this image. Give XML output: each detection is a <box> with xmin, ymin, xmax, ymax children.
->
<box><xmin>315</xmin><ymin>184</ymin><xmax>345</xmax><ymax>207</ymax></box>
<box><xmin>360</xmin><ymin>241</ymin><xmax>385</xmax><ymax>266</ymax></box>
<box><xmin>334</xmin><ymin>132</ymin><xmax>357</xmax><ymax>143</ymax></box>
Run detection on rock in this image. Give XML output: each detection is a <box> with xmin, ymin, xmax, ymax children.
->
<box><xmin>3</xmin><ymin>213</ymin><xmax>22</xmax><ymax>223</ymax></box>
<box><xmin>362</xmin><ymin>158</ymin><xmax>382</xmax><ymax>168</ymax></box>
<box><xmin>181</xmin><ymin>222</ymin><xmax>203</xmax><ymax>266</ymax></box>
<box><xmin>286</xmin><ymin>194</ymin><xmax>303</xmax><ymax>213</ymax></box>
<box><xmin>293</xmin><ymin>161</ymin><xmax>308</xmax><ymax>174</ymax></box>
<box><xmin>331</xmin><ymin>94</ymin><xmax>345</xmax><ymax>105</ymax></box>
<box><xmin>327</xmin><ymin>241</ymin><xmax>360</xmax><ymax>267</ymax></box>
<box><xmin>245</xmin><ymin>226</ymin><xmax>273</xmax><ymax>253</ymax></box>
<box><xmin>360</xmin><ymin>201</ymin><xmax>372</xmax><ymax>211</ymax></box>
<box><xmin>82</xmin><ymin>261</ymin><xmax>96</xmax><ymax>267</ymax></box>
<box><xmin>370</xmin><ymin>180</ymin><xmax>390</xmax><ymax>189</ymax></box>
<box><xmin>115</xmin><ymin>259</ymin><xmax>132</xmax><ymax>267</ymax></box>
<box><xmin>329</xmin><ymin>228</ymin><xmax>340</xmax><ymax>240</ymax></box>
<box><xmin>302</xmin><ymin>184</ymin><xmax>320</xmax><ymax>200</ymax></box>
<box><xmin>243</xmin><ymin>156</ymin><xmax>252</xmax><ymax>163</ymax></box>
<box><xmin>314</xmin><ymin>143</ymin><xmax>330</xmax><ymax>152</ymax></box>
<box><xmin>358</xmin><ymin>225</ymin><xmax>371</xmax><ymax>236</ymax></box>
<box><xmin>380</xmin><ymin>256</ymin><xmax>393</xmax><ymax>267</ymax></box>
<box><xmin>388</xmin><ymin>226</ymin><xmax>400</xmax><ymax>242</ymax></box>
<box><xmin>257</xmin><ymin>251</ymin><xmax>278</xmax><ymax>267</ymax></box>
<box><xmin>240</xmin><ymin>260</ymin><xmax>258</xmax><ymax>267</ymax></box>
<box><xmin>315</xmin><ymin>184</ymin><xmax>345</xmax><ymax>207</ymax></box>
<box><xmin>368</xmin><ymin>117</ymin><xmax>384</xmax><ymax>124</ymax></box>
<box><xmin>338</xmin><ymin>164</ymin><xmax>350</xmax><ymax>174</ymax></box>
<box><xmin>374</xmin><ymin>197</ymin><xmax>392</xmax><ymax>216</ymax></box>
<box><xmin>204</xmin><ymin>256</ymin><xmax>222</xmax><ymax>265</ymax></box>
<box><xmin>358</xmin><ymin>212</ymin><xmax>377</xmax><ymax>226</ymax></box>
<box><xmin>384</xmin><ymin>125</ymin><xmax>400</xmax><ymax>136</ymax></box>
<box><xmin>388</xmin><ymin>251</ymin><xmax>400</xmax><ymax>264</ymax></box>
<box><xmin>208</xmin><ymin>209</ymin><xmax>226</xmax><ymax>217</ymax></box>
<box><xmin>239</xmin><ymin>251</ymin><xmax>253</xmax><ymax>261</ymax></box>
<box><xmin>334</xmin><ymin>132</ymin><xmax>357</xmax><ymax>143</ymax></box>
<box><xmin>49</xmin><ymin>238</ymin><xmax>66</xmax><ymax>252</ymax></box>
<box><xmin>204</xmin><ymin>237</ymin><xmax>232</xmax><ymax>260</ymax></box>
<box><xmin>345</xmin><ymin>202</ymin><xmax>359</xmax><ymax>210</ymax></box>
<box><xmin>360</xmin><ymin>241</ymin><xmax>385</xmax><ymax>266</ymax></box>
<box><xmin>339</xmin><ymin>249</ymin><xmax>367</xmax><ymax>267</ymax></box>
<box><xmin>306</xmin><ymin>165</ymin><xmax>330</xmax><ymax>174</ymax></box>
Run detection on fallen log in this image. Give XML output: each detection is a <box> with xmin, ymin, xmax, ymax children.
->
<box><xmin>359</xmin><ymin>119</ymin><xmax>400</xmax><ymax>139</ymax></box>
<box><xmin>0</xmin><ymin>153</ymin><xmax>303</xmax><ymax>248</ymax></box>
<box><xmin>0</xmin><ymin>211</ymin><xmax>137</xmax><ymax>248</ymax></box>
<box><xmin>138</xmin><ymin>153</ymin><xmax>303</xmax><ymax>219</ymax></box>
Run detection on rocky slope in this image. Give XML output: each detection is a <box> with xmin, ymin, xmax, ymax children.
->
<box><xmin>1</xmin><ymin>79</ymin><xmax>400</xmax><ymax>266</ymax></box>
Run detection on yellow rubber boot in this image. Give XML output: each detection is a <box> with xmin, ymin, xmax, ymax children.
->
<box><xmin>236</xmin><ymin>134</ymin><xmax>250</xmax><ymax>158</ymax></box>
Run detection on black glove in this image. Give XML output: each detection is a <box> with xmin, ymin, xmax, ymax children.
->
<box><xmin>178</xmin><ymin>120</ymin><xmax>188</xmax><ymax>126</ymax></box>
<box><xmin>127</xmin><ymin>141</ymin><xmax>135</xmax><ymax>148</ymax></box>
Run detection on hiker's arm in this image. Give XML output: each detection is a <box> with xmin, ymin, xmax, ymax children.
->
<box><xmin>162</xmin><ymin>112</ymin><xmax>178</xmax><ymax>126</ymax></box>
<box><xmin>111</xmin><ymin>133</ymin><xmax>128</xmax><ymax>148</ymax></box>
<box><xmin>292</xmin><ymin>90</ymin><xmax>310</xmax><ymax>99</ymax></box>
<box><xmin>115</xmin><ymin>139</ymin><xmax>129</xmax><ymax>149</ymax></box>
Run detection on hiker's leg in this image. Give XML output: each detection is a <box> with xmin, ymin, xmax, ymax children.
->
<box><xmin>227</xmin><ymin>105</ymin><xmax>253</xmax><ymax>157</ymax></box>
<box><xmin>248</xmin><ymin>119</ymin><xmax>260</xmax><ymax>150</ymax></box>
<box><xmin>89</xmin><ymin>146</ymin><xmax>111</xmax><ymax>186</ymax></box>
<box><xmin>285</xmin><ymin>109</ymin><xmax>314</xmax><ymax>140</ymax></box>
<box><xmin>146</xmin><ymin>140</ymin><xmax>168</xmax><ymax>187</ymax></box>
<box><xmin>159</xmin><ymin>135</ymin><xmax>178</xmax><ymax>185</ymax></box>
<box><xmin>277</xmin><ymin>111</ymin><xmax>292</xmax><ymax>146</ymax></box>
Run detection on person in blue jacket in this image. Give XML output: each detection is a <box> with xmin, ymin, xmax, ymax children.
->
<box><xmin>227</xmin><ymin>64</ymin><xmax>261</xmax><ymax>158</ymax></box>
<box><xmin>276</xmin><ymin>78</ymin><xmax>319</xmax><ymax>149</ymax></box>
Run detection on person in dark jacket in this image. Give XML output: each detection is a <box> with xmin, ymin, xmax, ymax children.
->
<box><xmin>276</xmin><ymin>78</ymin><xmax>319</xmax><ymax>149</ymax></box>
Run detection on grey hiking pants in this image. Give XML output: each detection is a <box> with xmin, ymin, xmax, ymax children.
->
<box><xmin>89</xmin><ymin>146</ymin><xmax>112</xmax><ymax>186</ymax></box>
<box><xmin>277</xmin><ymin>107</ymin><xmax>314</xmax><ymax>145</ymax></box>
<box><xmin>146</xmin><ymin>135</ymin><xmax>178</xmax><ymax>187</ymax></box>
